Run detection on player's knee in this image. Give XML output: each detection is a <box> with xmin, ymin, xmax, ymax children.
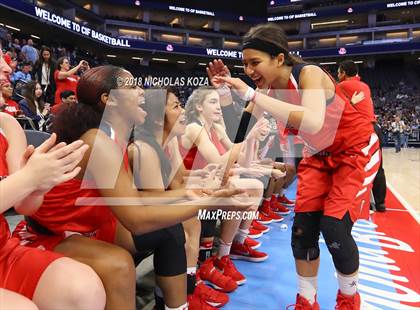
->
<box><xmin>101</xmin><ymin>246</ymin><xmax>136</xmax><ymax>279</ymax></box>
<box><xmin>320</xmin><ymin>215</ymin><xmax>359</xmax><ymax>274</ymax></box>
<box><xmin>69</xmin><ymin>264</ymin><xmax>106</xmax><ymax>309</ymax></box>
<box><xmin>291</xmin><ymin>214</ymin><xmax>320</xmax><ymax>261</ymax></box>
<box><xmin>51</xmin><ymin>258</ymin><xmax>106</xmax><ymax>309</ymax></box>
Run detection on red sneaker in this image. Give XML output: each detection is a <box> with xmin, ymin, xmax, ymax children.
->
<box><xmin>286</xmin><ymin>294</ymin><xmax>320</xmax><ymax>310</ymax></box>
<box><xmin>248</xmin><ymin>227</ymin><xmax>263</xmax><ymax>239</ymax></box>
<box><xmin>270</xmin><ymin>199</ymin><xmax>291</xmax><ymax>215</ymax></box>
<box><xmin>213</xmin><ymin>255</ymin><xmax>246</xmax><ymax>285</ymax></box>
<box><xmin>260</xmin><ymin>200</ymin><xmax>284</xmax><ymax>223</ymax></box>
<box><xmin>195</xmin><ymin>275</ymin><xmax>229</xmax><ymax>308</ymax></box>
<box><xmin>244</xmin><ymin>236</ymin><xmax>261</xmax><ymax>250</ymax></box>
<box><xmin>257</xmin><ymin>212</ymin><xmax>273</xmax><ymax>224</ymax></box>
<box><xmin>230</xmin><ymin>242</ymin><xmax>268</xmax><ymax>262</ymax></box>
<box><xmin>278</xmin><ymin>194</ymin><xmax>295</xmax><ymax>207</ymax></box>
<box><xmin>251</xmin><ymin>220</ymin><xmax>270</xmax><ymax>233</ymax></box>
<box><xmin>335</xmin><ymin>290</ymin><xmax>361</xmax><ymax>310</ymax></box>
<box><xmin>199</xmin><ymin>257</ymin><xmax>238</xmax><ymax>292</ymax></box>
<box><xmin>188</xmin><ymin>293</ymin><xmax>217</xmax><ymax>310</ymax></box>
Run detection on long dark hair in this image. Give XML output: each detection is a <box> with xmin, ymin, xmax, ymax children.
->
<box><xmin>22</xmin><ymin>81</ymin><xmax>44</xmax><ymax>114</ymax></box>
<box><xmin>35</xmin><ymin>46</ymin><xmax>55</xmax><ymax>68</ymax></box>
<box><xmin>52</xmin><ymin>65</ymin><xmax>126</xmax><ymax>144</ymax></box>
<box><xmin>134</xmin><ymin>88</ymin><xmax>172</xmax><ymax>188</ymax></box>
<box><xmin>243</xmin><ymin>23</ymin><xmax>305</xmax><ymax>66</ymax></box>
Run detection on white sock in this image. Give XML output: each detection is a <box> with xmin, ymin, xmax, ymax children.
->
<box><xmin>279</xmin><ymin>189</ymin><xmax>284</xmax><ymax>196</ymax></box>
<box><xmin>165</xmin><ymin>302</ymin><xmax>188</xmax><ymax>310</ymax></box>
<box><xmin>234</xmin><ymin>228</ymin><xmax>249</xmax><ymax>244</ymax></box>
<box><xmin>337</xmin><ymin>272</ymin><xmax>358</xmax><ymax>296</ymax></box>
<box><xmin>218</xmin><ymin>239</ymin><xmax>232</xmax><ymax>258</ymax></box>
<box><xmin>263</xmin><ymin>197</ymin><xmax>270</xmax><ymax>202</ymax></box>
<box><xmin>273</xmin><ymin>193</ymin><xmax>279</xmax><ymax>198</ymax></box>
<box><xmin>297</xmin><ymin>275</ymin><xmax>317</xmax><ymax>305</ymax></box>
<box><xmin>187</xmin><ymin>266</ymin><xmax>196</xmax><ymax>275</ymax></box>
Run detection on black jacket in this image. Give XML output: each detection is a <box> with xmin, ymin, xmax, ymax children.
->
<box><xmin>34</xmin><ymin>61</ymin><xmax>57</xmax><ymax>90</ymax></box>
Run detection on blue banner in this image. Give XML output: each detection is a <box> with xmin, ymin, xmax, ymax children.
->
<box><xmin>1</xmin><ymin>0</ymin><xmax>419</xmax><ymax>60</ymax></box>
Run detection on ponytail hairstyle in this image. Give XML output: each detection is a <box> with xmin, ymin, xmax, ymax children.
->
<box><xmin>52</xmin><ymin>65</ymin><xmax>127</xmax><ymax>144</ymax></box>
<box><xmin>184</xmin><ymin>86</ymin><xmax>216</xmax><ymax>124</ymax></box>
<box><xmin>242</xmin><ymin>23</ymin><xmax>305</xmax><ymax>66</ymax></box>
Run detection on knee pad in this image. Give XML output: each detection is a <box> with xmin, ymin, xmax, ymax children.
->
<box><xmin>291</xmin><ymin>212</ymin><xmax>322</xmax><ymax>260</ymax></box>
<box><xmin>320</xmin><ymin>213</ymin><xmax>359</xmax><ymax>274</ymax></box>
<box><xmin>154</xmin><ymin>224</ymin><xmax>186</xmax><ymax>277</ymax></box>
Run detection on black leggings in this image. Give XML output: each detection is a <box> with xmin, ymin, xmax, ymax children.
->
<box><xmin>133</xmin><ymin>224</ymin><xmax>186</xmax><ymax>277</ymax></box>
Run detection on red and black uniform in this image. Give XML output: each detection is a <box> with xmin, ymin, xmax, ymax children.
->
<box><xmin>0</xmin><ymin>128</ymin><xmax>62</xmax><ymax>299</ymax></box>
<box><xmin>273</xmin><ymin>64</ymin><xmax>380</xmax><ymax>222</ymax></box>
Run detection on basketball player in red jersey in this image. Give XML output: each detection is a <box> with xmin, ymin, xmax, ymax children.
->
<box><xmin>0</xmin><ymin>47</ymin><xmax>105</xmax><ymax>310</ymax></box>
<box><xmin>210</xmin><ymin>23</ymin><xmax>381</xmax><ymax>309</ymax></box>
<box><xmin>14</xmin><ymin>65</ymin><xmax>253</xmax><ymax>310</ymax></box>
<box><xmin>338</xmin><ymin>60</ymin><xmax>387</xmax><ymax>212</ymax></box>
<box><xmin>337</xmin><ymin>60</ymin><xmax>375</xmax><ymax>123</ymax></box>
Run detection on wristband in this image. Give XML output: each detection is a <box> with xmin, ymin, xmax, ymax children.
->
<box><xmin>234</xmin><ymin>86</ymin><xmax>256</xmax><ymax>102</ymax></box>
<box><xmin>217</xmin><ymin>85</ymin><xmax>231</xmax><ymax>97</ymax></box>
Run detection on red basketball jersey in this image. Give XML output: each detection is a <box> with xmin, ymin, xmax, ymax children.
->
<box><xmin>273</xmin><ymin>64</ymin><xmax>373</xmax><ymax>154</ymax></box>
<box><xmin>0</xmin><ymin>128</ymin><xmax>10</xmax><ymax>249</ymax></box>
<box><xmin>180</xmin><ymin>126</ymin><xmax>227</xmax><ymax>170</ymax></box>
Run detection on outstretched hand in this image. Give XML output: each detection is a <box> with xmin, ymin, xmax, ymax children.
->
<box><xmin>206</xmin><ymin>59</ymin><xmax>231</xmax><ymax>86</ymax></box>
<box><xmin>213</xmin><ymin>75</ymin><xmax>251</xmax><ymax>99</ymax></box>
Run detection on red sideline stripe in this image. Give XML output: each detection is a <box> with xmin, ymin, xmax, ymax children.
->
<box><xmin>371</xmin><ymin>189</ymin><xmax>420</xmax><ymax>308</ymax></box>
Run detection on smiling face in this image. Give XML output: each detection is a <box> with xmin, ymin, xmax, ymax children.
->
<box><xmin>106</xmin><ymin>70</ymin><xmax>147</xmax><ymax>126</ymax></box>
<box><xmin>165</xmin><ymin>91</ymin><xmax>186</xmax><ymax>136</ymax></box>
<box><xmin>197</xmin><ymin>90</ymin><xmax>221</xmax><ymax>124</ymax></box>
<box><xmin>1</xmin><ymin>83</ymin><xmax>13</xmax><ymax>99</ymax></box>
<box><xmin>242</xmin><ymin>49</ymin><xmax>284</xmax><ymax>89</ymax></box>
<box><xmin>0</xmin><ymin>47</ymin><xmax>12</xmax><ymax>104</ymax></box>
<box><xmin>63</xmin><ymin>95</ymin><xmax>77</xmax><ymax>105</ymax></box>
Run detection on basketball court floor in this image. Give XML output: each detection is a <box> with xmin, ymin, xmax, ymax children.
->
<box><xmin>228</xmin><ymin>148</ymin><xmax>420</xmax><ymax>309</ymax></box>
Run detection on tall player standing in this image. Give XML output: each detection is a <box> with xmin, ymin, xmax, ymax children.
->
<box><xmin>208</xmin><ymin>23</ymin><xmax>381</xmax><ymax>309</ymax></box>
